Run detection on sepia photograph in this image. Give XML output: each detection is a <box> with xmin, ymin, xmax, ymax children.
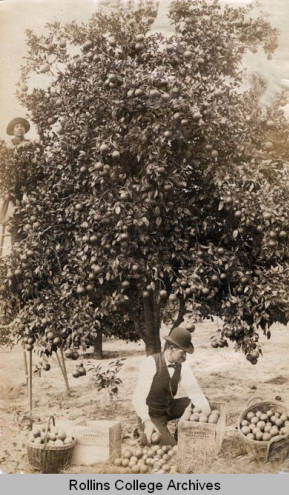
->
<box><xmin>1</xmin><ymin>0</ymin><xmax>289</xmax><ymax>477</ymax></box>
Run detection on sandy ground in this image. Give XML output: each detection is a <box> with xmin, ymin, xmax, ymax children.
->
<box><xmin>1</xmin><ymin>320</ymin><xmax>289</xmax><ymax>474</ymax></box>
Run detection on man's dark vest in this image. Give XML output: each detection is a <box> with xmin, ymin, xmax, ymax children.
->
<box><xmin>146</xmin><ymin>352</ymin><xmax>181</xmax><ymax>417</ymax></box>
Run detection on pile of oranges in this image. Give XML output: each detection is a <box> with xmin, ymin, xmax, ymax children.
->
<box><xmin>240</xmin><ymin>409</ymin><xmax>289</xmax><ymax>442</ymax></box>
<box><xmin>113</xmin><ymin>444</ymin><xmax>178</xmax><ymax>473</ymax></box>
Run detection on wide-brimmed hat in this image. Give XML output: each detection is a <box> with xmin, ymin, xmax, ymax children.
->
<box><xmin>164</xmin><ymin>327</ymin><xmax>194</xmax><ymax>354</ymax></box>
<box><xmin>6</xmin><ymin>118</ymin><xmax>30</xmax><ymax>136</ymax></box>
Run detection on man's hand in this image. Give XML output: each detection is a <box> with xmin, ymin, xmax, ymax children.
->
<box><xmin>143</xmin><ymin>419</ymin><xmax>156</xmax><ymax>445</ymax></box>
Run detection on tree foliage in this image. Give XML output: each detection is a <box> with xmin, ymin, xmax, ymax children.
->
<box><xmin>0</xmin><ymin>0</ymin><xmax>288</xmax><ymax>362</ymax></box>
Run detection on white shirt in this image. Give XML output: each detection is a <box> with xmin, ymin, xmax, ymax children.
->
<box><xmin>132</xmin><ymin>354</ymin><xmax>211</xmax><ymax>422</ymax></box>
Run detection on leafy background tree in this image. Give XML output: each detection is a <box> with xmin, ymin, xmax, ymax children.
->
<box><xmin>1</xmin><ymin>0</ymin><xmax>289</xmax><ymax>363</ymax></box>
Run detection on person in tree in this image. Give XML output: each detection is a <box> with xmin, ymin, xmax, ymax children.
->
<box><xmin>133</xmin><ymin>327</ymin><xmax>211</xmax><ymax>446</ymax></box>
<box><xmin>6</xmin><ymin>117</ymin><xmax>30</xmax><ymax>148</ymax></box>
<box><xmin>0</xmin><ymin>118</ymin><xmax>31</xmax><ymax>243</ymax></box>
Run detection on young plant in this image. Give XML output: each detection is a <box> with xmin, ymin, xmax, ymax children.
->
<box><xmin>87</xmin><ymin>358</ymin><xmax>125</xmax><ymax>401</ymax></box>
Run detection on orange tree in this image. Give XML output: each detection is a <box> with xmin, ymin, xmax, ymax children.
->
<box><xmin>1</xmin><ymin>0</ymin><xmax>289</xmax><ymax>362</ymax></box>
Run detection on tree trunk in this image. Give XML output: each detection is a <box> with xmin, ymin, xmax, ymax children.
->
<box><xmin>93</xmin><ymin>330</ymin><xmax>103</xmax><ymax>359</ymax></box>
<box><xmin>143</xmin><ymin>293</ymin><xmax>161</xmax><ymax>356</ymax></box>
<box><xmin>169</xmin><ymin>296</ymin><xmax>186</xmax><ymax>335</ymax></box>
<box><xmin>144</xmin><ymin>329</ymin><xmax>161</xmax><ymax>356</ymax></box>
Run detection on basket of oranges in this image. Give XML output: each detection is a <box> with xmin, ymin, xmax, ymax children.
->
<box><xmin>27</xmin><ymin>416</ymin><xmax>76</xmax><ymax>473</ymax></box>
<box><xmin>238</xmin><ymin>398</ymin><xmax>289</xmax><ymax>462</ymax></box>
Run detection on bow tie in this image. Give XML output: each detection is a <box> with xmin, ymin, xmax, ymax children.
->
<box><xmin>168</xmin><ymin>363</ymin><xmax>178</xmax><ymax>369</ymax></box>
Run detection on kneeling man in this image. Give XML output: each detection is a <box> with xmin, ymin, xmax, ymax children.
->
<box><xmin>133</xmin><ymin>327</ymin><xmax>211</xmax><ymax>446</ymax></box>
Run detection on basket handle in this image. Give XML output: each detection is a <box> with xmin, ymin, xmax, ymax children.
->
<box><xmin>42</xmin><ymin>416</ymin><xmax>55</xmax><ymax>474</ymax></box>
<box><xmin>43</xmin><ymin>416</ymin><xmax>55</xmax><ymax>449</ymax></box>
<box><xmin>246</xmin><ymin>397</ymin><xmax>263</xmax><ymax>408</ymax></box>
<box><xmin>266</xmin><ymin>433</ymin><xmax>289</xmax><ymax>463</ymax></box>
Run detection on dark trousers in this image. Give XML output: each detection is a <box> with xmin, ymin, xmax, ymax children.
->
<box><xmin>140</xmin><ymin>397</ymin><xmax>190</xmax><ymax>446</ymax></box>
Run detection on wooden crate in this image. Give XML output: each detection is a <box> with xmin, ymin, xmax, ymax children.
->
<box><xmin>55</xmin><ymin>419</ymin><xmax>121</xmax><ymax>466</ymax></box>
<box><xmin>177</xmin><ymin>401</ymin><xmax>226</xmax><ymax>473</ymax></box>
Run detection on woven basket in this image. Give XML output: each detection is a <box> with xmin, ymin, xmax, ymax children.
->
<box><xmin>27</xmin><ymin>416</ymin><xmax>76</xmax><ymax>473</ymax></box>
<box><xmin>238</xmin><ymin>397</ymin><xmax>288</xmax><ymax>462</ymax></box>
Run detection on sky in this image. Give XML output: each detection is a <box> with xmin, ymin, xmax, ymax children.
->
<box><xmin>1</xmin><ymin>0</ymin><xmax>289</xmax><ymax>140</ymax></box>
